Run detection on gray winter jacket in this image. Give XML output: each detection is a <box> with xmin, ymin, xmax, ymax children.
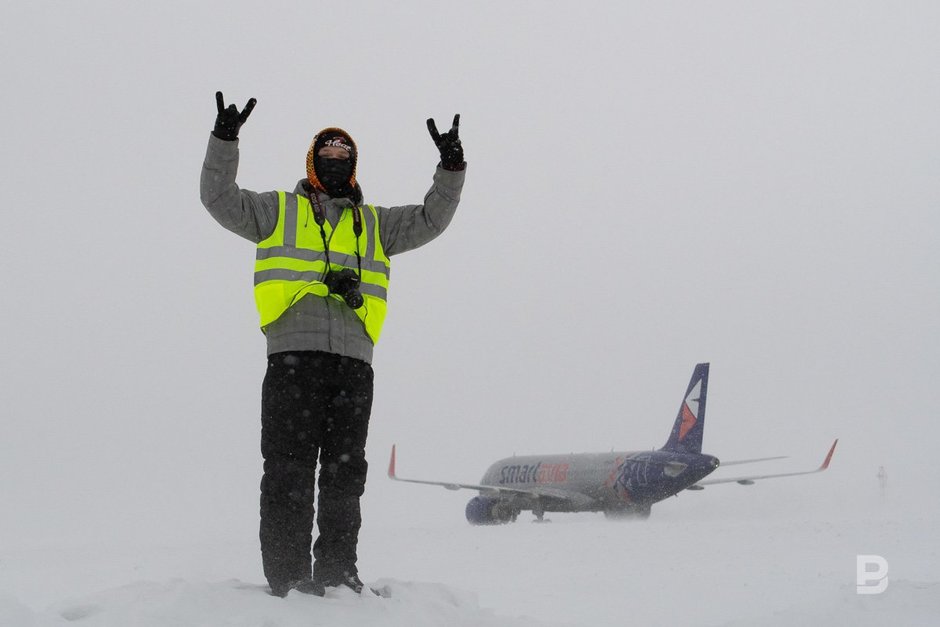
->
<box><xmin>200</xmin><ymin>133</ymin><xmax>465</xmax><ymax>363</ymax></box>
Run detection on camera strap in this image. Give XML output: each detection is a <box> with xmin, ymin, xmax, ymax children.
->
<box><xmin>306</xmin><ymin>191</ymin><xmax>363</xmax><ymax>278</ymax></box>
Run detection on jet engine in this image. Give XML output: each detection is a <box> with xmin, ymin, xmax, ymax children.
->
<box><xmin>465</xmin><ymin>496</ymin><xmax>517</xmax><ymax>525</ymax></box>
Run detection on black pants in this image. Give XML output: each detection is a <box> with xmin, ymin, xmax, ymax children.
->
<box><xmin>259</xmin><ymin>351</ymin><xmax>373</xmax><ymax>590</ymax></box>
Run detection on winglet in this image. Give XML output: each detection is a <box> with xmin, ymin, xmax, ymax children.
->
<box><xmin>819</xmin><ymin>439</ymin><xmax>838</xmax><ymax>471</ymax></box>
<box><xmin>388</xmin><ymin>444</ymin><xmax>397</xmax><ymax>479</ymax></box>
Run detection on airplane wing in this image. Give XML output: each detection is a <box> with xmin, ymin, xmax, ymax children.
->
<box><xmin>387</xmin><ymin>445</ymin><xmax>596</xmax><ymax>509</ymax></box>
<box><xmin>691</xmin><ymin>439</ymin><xmax>837</xmax><ymax>487</ymax></box>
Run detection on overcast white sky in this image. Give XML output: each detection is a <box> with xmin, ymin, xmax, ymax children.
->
<box><xmin>1</xmin><ymin>1</ymin><xmax>937</xmax><ymax>549</ymax></box>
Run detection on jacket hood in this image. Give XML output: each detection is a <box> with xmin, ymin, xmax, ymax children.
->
<box><xmin>294</xmin><ymin>179</ymin><xmax>364</xmax><ymax>210</ymax></box>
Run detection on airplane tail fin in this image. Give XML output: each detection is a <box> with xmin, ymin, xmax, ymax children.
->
<box><xmin>661</xmin><ymin>363</ymin><xmax>709</xmax><ymax>454</ymax></box>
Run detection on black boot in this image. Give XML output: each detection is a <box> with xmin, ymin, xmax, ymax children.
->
<box><xmin>341</xmin><ymin>574</ymin><xmax>366</xmax><ymax>594</ymax></box>
<box><xmin>269</xmin><ymin>578</ymin><xmax>319</xmax><ymax>598</ymax></box>
<box><xmin>310</xmin><ymin>569</ymin><xmax>362</xmax><ymax>593</ymax></box>
<box><xmin>313</xmin><ymin>572</ymin><xmax>390</xmax><ymax>597</ymax></box>
<box><xmin>293</xmin><ymin>579</ymin><xmax>326</xmax><ymax>596</ymax></box>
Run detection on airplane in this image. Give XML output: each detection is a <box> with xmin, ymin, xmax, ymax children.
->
<box><xmin>387</xmin><ymin>363</ymin><xmax>838</xmax><ymax>524</ymax></box>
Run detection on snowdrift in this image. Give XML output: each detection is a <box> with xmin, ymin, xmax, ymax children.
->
<box><xmin>1</xmin><ymin>579</ymin><xmax>562</xmax><ymax>627</ymax></box>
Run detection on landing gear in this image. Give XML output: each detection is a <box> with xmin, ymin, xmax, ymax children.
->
<box><xmin>603</xmin><ymin>505</ymin><xmax>652</xmax><ymax>520</ymax></box>
<box><xmin>492</xmin><ymin>500</ymin><xmax>519</xmax><ymax>524</ymax></box>
<box><xmin>532</xmin><ymin>503</ymin><xmax>551</xmax><ymax>523</ymax></box>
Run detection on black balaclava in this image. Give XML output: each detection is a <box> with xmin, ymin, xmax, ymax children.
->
<box><xmin>316</xmin><ymin>157</ymin><xmax>353</xmax><ymax>197</ymax></box>
<box><xmin>306</xmin><ymin>128</ymin><xmax>358</xmax><ymax>199</ymax></box>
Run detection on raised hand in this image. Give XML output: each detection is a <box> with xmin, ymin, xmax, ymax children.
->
<box><xmin>427</xmin><ymin>114</ymin><xmax>465</xmax><ymax>171</ymax></box>
<box><xmin>213</xmin><ymin>91</ymin><xmax>257</xmax><ymax>141</ymax></box>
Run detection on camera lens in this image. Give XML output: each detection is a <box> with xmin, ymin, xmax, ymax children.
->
<box><xmin>324</xmin><ymin>269</ymin><xmax>364</xmax><ymax>310</ymax></box>
<box><xmin>345</xmin><ymin>291</ymin><xmax>364</xmax><ymax>309</ymax></box>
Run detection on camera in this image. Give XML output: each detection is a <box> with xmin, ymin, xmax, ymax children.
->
<box><xmin>323</xmin><ymin>268</ymin><xmax>364</xmax><ymax>310</ymax></box>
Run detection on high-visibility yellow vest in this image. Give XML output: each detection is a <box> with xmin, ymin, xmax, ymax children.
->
<box><xmin>254</xmin><ymin>191</ymin><xmax>391</xmax><ymax>343</ymax></box>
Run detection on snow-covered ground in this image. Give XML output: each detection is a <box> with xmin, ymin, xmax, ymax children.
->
<box><xmin>2</xmin><ymin>476</ymin><xmax>936</xmax><ymax>627</ymax></box>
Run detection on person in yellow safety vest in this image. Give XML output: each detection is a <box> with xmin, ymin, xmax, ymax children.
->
<box><xmin>200</xmin><ymin>92</ymin><xmax>466</xmax><ymax>598</ymax></box>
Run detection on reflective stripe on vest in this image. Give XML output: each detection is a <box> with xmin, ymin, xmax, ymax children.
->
<box><xmin>254</xmin><ymin>191</ymin><xmax>391</xmax><ymax>344</ymax></box>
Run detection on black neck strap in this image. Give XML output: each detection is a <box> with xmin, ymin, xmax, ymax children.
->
<box><xmin>306</xmin><ymin>191</ymin><xmax>362</xmax><ymax>276</ymax></box>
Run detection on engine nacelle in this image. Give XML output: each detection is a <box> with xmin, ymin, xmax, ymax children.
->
<box><xmin>465</xmin><ymin>496</ymin><xmax>516</xmax><ymax>525</ymax></box>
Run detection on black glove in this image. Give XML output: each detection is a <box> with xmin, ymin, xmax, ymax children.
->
<box><xmin>427</xmin><ymin>114</ymin><xmax>465</xmax><ymax>171</ymax></box>
<box><xmin>213</xmin><ymin>91</ymin><xmax>257</xmax><ymax>141</ymax></box>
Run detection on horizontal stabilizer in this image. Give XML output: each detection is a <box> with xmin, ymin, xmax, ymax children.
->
<box><xmin>692</xmin><ymin>439</ymin><xmax>838</xmax><ymax>488</ymax></box>
<box><xmin>719</xmin><ymin>455</ymin><xmax>788</xmax><ymax>466</ymax></box>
